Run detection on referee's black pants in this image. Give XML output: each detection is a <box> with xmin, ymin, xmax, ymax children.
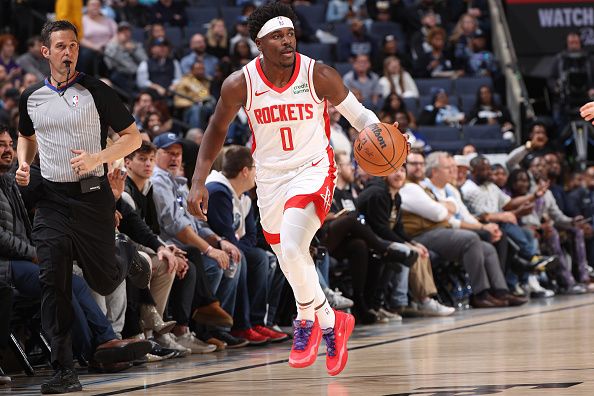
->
<box><xmin>33</xmin><ymin>177</ymin><xmax>128</xmax><ymax>369</ymax></box>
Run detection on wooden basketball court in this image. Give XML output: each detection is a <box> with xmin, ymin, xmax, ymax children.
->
<box><xmin>3</xmin><ymin>294</ymin><xmax>594</xmax><ymax>395</ymax></box>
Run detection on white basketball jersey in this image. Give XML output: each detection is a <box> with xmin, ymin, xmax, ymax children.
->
<box><xmin>242</xmin><ymin>52</ymin><xmax>330</xmax><ymax>170</ymax></box>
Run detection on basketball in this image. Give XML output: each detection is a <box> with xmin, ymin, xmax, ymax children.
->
<box><xmin>353</xmin><ymin>123</ymin><xmax>409</xmax><ymax>176</ymax></box>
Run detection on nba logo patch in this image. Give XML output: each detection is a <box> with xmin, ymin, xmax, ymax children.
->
<box><xmin>72</xmin><ymin>95</ymin><xmax>79</xmax><ymax>107</ymax></box>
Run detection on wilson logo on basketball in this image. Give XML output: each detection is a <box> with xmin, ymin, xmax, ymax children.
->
<box><xmin>371</xmin><ymin>124</ymin><xmax>387</xmax><ymax>149</ymax></box>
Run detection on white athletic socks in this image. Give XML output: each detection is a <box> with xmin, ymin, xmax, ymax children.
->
<box><xmin>315</xmin><ymin>298</ymin><xmax>335</xmax><ymax>329</ymax></box>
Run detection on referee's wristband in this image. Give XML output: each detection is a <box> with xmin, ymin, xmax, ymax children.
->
<box><xmin>203</xmin><ymin>245</ymin><xmax>213</xmax><ymax>256</ymax></box>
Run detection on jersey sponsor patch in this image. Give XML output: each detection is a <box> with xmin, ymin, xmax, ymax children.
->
<box><xmin>292</xmin><ymin>82</ymin><xmax>309</xmax><ymax>95</ymax></box>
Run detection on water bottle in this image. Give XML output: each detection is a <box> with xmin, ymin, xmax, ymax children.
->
<box><xmin>224</xmin><ymin>260</ymin><xmax>239</xmax><ymax>278</ymax></box>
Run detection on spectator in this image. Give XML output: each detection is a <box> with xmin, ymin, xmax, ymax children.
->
<box><xmin>206</xmin><ymin>146</ymin><xmax>288</xmax><ymax>343</ymax></box>
<box><xmin>491</xmin><ymin>163</ymin><xmax>508</xmax><ymax>189</ymax></box>
<box><xmin>145</xmin><ymin>23</ymin><xmax>166</xmax><ymax>51</ymax></box>
<box><xmin>186</xmin><ymin>128</ymin><xmax>204</xmax><ymax>146</ymax></box>
<box><xmin>150</xmin><ymin>133</ymin><xmax>249</xmax><ymax>349</ymax></box>
<box><xmin>79</xmin><ymin>0</ymin><xmax>117</xmax><ymax>73</ymax></box>
<box><xmin>173</xmin><ymin>61</ymin><xmax>214</xmax><ymax>130</ymax></box>
<box><xmin>136</xmin><ymin>38</ymin><xmax>182</xmax><ymax>98</ymax></box>
<box><xmin>377</xmin><ymin>34</ymin><xmax>413</xmax><ymax>73</ymax></box>
<box><xmin>410</xmin><ymin>10</ymin><xmax>439</xmax><ymax>60</ymax></box>
<box><xmin>449</xmin><ymin>13</ymin><xmax>479</xmax><ymax>63</ymax></box>
<box><xmin>381</xmin><ymin>93</ymin><xmax>418</xmax><ymax>128</ymax></box>
<box><xmin>16</xmin><ymin>36</ymin><xmax>49</xmax><ymax>81</ymax></box>
<box><xmin>206</xmin><ymin>18</ymin><xmax>230</xmax><ymax>60</ymax></box>
<box><xmin>0</xmin><ymin>34</ymin><xmax>22</xmax><ymax>85</ymax></box>
<box><xmin>104</xmin><ymin>21</ymin><xmax>147</xmax><ymax>94</ymax></box>
<box><xmin>116</xmin><ymin>0</ymin><xmax>151</xmax><ymax>27</ymax></box>
<box><xmin>413</xmin><ymin>26</ymin><xmax>460</xmax><ymax>78</ymax></box>
<box><xmin>395</xmin><ymin>110</ymin><xmax>429</xmax><ymax>153</ymax></box>
<box><xmin>231</xmin><ymin>40</ymin><xmax>254</xmax><ymax>71</ymax></box>
<box><xmin>398</xmin><ymin>152</ymin><xmax>511</xmax><ymax>308</ymax></box>
<box><xmin>343</xmin><ymin>54</ymin><xmax>382</xmax><ymax>110</ymax></box>
<box><xmin>326</xmin><ymin>0</ymin><xmax>365</xmax><ymax>23</ymax></box>
<box><xmin>230</xmin><ymin>16</ymin><xmax>259</xmax><ymax>58</ymax></box>
<box><xmin>150</xmin><ymin>0</ymin><xmax>187</xmax><ymax>27</ymax></box>
<box><xmin>461</xmin><ymin>144</ymin><xmax>477</xmax><ymax>156</ymax></box>
<box><xmin>543</xmin><ymin>152</ymin><xmax>569</xmax><ymax>215</ymax></box>
<box><xmin>468</xmin><ymin>85</ymin><xmax>514</xmax><ymax>141</ymax></box>
<box><xmin>378</xmin><ymin>56</ymin><xmax>419</xmax><ymax>99</ymax></box>
<box><xmin>505</xmin><ymin>121</ymin><xmax>552</xmax><ymax>171</ymax></box>
<box><xmin>20</xmin><ymin>72</ymin><xmax>39</xmax><ymax>93</ymax></box>
<box><xmin>337</xmin><ymin>18</ymin><xmax>377</xmax><ymax>62</ymax></box>
<box><xmin>465</xmin><ymin>30</ymin><xmax>497</xmax><ymax>77</ymax></box>
<box><xmin>328</xmin><ymin>104</ymin><xmax>353</xmax><ymax>157</ymax></box>
<box><xmin>181</xmin><ymin>33</ymin><xmax>219</xmax><ymax>78</ymax></box>
<box><xmin>566</xmin><ymin>166</ymin><xmax>594</xmax><ymax>266</ymax></box>
<box><xmin>417</xmin><ymin>88</ymin><xmax>464</xmax><ymax>127</ymax></box>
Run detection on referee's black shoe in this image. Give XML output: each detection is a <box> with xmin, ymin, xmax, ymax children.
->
<box><xmin>40</xmin><ymin>367</ymin><xmax>82</xmax><ymax>394</ymax></box>
<box><xmin>115</xmin><ymin>233</ymin><xmax>151</xmax><ymax>289</ymax></box>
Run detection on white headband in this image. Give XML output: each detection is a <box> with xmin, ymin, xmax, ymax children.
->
<box><xmin>256</xmin><ymin>16</ymin><xmax>294</xmax><ymax>39</ymax></box>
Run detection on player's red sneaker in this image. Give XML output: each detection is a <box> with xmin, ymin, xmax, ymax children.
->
<box><xmin>322</xmin><ymin>310</ymin><xmax>355</xmax><ymax>376</ymax></box>
<box><xmin>288</xmin><ymin>319</ymin><xmax>322</xmax><ymax>368</ymax></box>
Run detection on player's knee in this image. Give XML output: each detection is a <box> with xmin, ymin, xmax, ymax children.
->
<box><xmin>281</xmin><ymin>240</ymin><xmax>303</xmax><ymax>265</ymax></box>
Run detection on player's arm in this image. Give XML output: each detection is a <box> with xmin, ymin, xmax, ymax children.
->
<box><xmin>187</xmin><ymin>71</ymin><xmax>247</xmax><ymax>219</ymax></box>
<box><xmin>313</xmin><ymin>63</ymin><xmax>380</xmax><ymax>131</ymax></box>
<box><xmin>580</xmin><ymin>101</ymin><xmax>594</xmax><ymax>125</ymax></box>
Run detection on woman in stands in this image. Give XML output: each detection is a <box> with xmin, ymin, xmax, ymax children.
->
<box><xmin>468</xmin><ymin>85</ymin><xmax>515</xmax><ymax>140</ymax></box>
<box><xmin>378</xmin><ymin>56</ymin><xmax>419</xmax><ymax>99</ymax></box>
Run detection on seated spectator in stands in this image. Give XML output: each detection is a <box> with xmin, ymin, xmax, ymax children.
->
<box><xmin>566</xmin><ymin>166</ymin><xmax>594</xmax><ymax>266</ymax></box>
<box><xmin>337</xmin><ymin>18</ymin><xmax>377</xmax><ymax>62</ymax></box>
<box><xmin>231</xmin><ymin>40</ymin><xmax>253</xmax><ymax>71</ymax></box>
<box><xmin>150</xmin><ymin>0</ymin><xmax>187</xmax><ymax>27</ymax></box>
<box><xmin>326</xmin><ymin>0</ymin><xmax>365</xmax><ymax>23</ymax></box>
<box><xmin>0</xmin><ymin>34</ymin><xmax>21</xmax><ymax>86</ymax></box>
<box><xmin>449</xmin><ymin>13</ymin><xmax>479</xmax><ymax>65</ymax></box>
<box><xmin>137</xmin><ymin>38</ymin><xmax>182</xmax><ymax>98</ymax></box>
<box><xmin>461</xmin><ymin>144</ymin><xmax>477</xmax><ymax>156</ymax></box>
<box><xmin>543</xmin><ymin>152</ymin><xmax>569</xmax><ymax>215</ymax></box>
<box><xmin>150</xmin><ymin>134</ymin><xmax>248</xmax><ymax>349</ymax></box>
<box><xmin>381</xmin><ymin>93</ymin><xmax>418</xmax><ymax>128</ymax></box>
<box><xmin>328</xmin><ymin>104</ymin><xmax>353</xmax><ymax>157</ymax></box>
<box><xmin>145</xmin><ymin>22</ymin><xmax>166</xmax><ymax>51</ymax></box>
<box><xmin>181</xmin><ymin>33</ymin><xmax>219</xmax><ymax>78</ymax></box>
<box><xmin>453</xmin><ymin>154</ymin><xmax>471</xmax><ymax>188</ymax></box>
<box><xmin>79</xmin><ymin>0</ymin><xmax>117</xmax><ymax>73</ymax></box>
<box><xmin>413</xmin><ymin>27</ymin><xmax>461</xmax><ymax>78</ymax></box>
<box><xmin>463</xmin><ymin>155</ymin><xmax>555</xmax><ymax>273</ymax></box>
<box><xmin>376</xmin><ymin>34</ymin><xmax>413</xmax><ymax>73</ymax></box>
<box><xmin>468</xmin><ymin>85</ymin><xmax>514</xmax><ymax>141</ymax></box>
<box><xmin>491</xmin><ymin>163</ymin><xmax>508</xmax><ymax>189</ymax></box>
<box><xmin>379</xmin><ymin>56</ymin><xmax>419</xmax><ymax>99</ymax></box>
<box><xmin>505</xmin><ymin>121</ymin><xmax>552</xmax><ymax>171</ymax></box>
<box><xmin>399</xmin><ymin>152</ymin><xmax>513</xmax><ymax>308</ymax></box>
<box><xmin>0</xmin><ymin>128</ymin><xmax>151</xmax><ymax>371</ymax></box>
<box><xmin>206</xmin><ymin>146</ymin><xmax>288</xmax><ymax>343</ymax></box>
<box><xmin>357</xmin><ymin>166</ymin><xmax>456</xmax><ymax>318</ymax></box>
<box><xmin>16</xmin><ymin>36</ymin><xmax>49</xmax><ymax>81</ymax></box>
<box><xmin>133</xmin><ymin>91</ymin><xmax>157</xmax><ymax>129</ymax></box>
<box><xmin>186</xmin><ymin>128</ymin><xmax>204</xmax><ymax>146</ymax></box>
<box><xmin>417</xmin><ymin>88</ymin><xmax>465</xmax><ymax>127</ymax></box>
<box><xmin>0</xmin><ymin>88</ymin><xmax>18</xmax><ymax>127</ymax></box>
<box><xmin>367</xmin><ymin>0</ymin><xmax>403</xmax><ymax>22</ymax></box>
<box><xmin>116</xmin><ymin>0</ymin><xmax>151</xmax><ymax>27</ymax></box>
<box><xmin>410</xmin><ymin>10</ymin><xmax>439</xmax><ymax>61</ymax></box>
<box><xmin>104</xmin><ymin>21</ymin><xmax>147</xmax><ymax>94</ymax></box>
<box><xmin>466</xmin><ymin>30</ymin><xmax>497</xmax><ymax>78</ymax></box>
<box><xmin>343</xmin><ymin>54</ymin><xmax>383</xmax><ymax>110</ymax></box>
<box><xmin>509</xmin><ymin>167</ymin><xmax>593</xmax><ymax>294</ymax></box>
<box><xmin>20</xmin><ymin>73</ymin><xmax>39</xmax><ymax>93</ymax></box>
<box><xmin>173</xmin><ymin>61</ymin><xmax>214</xmax><ymax>130</ymax></box>
<box><xmin>230</xmin><ymin>16</ymin><xmax>259</xmax><ymax>59</ymax></box>
<box><xmin>206</xmin><ymin>18</ymin><xmax>230</xmax><ymax>60</ymax></box>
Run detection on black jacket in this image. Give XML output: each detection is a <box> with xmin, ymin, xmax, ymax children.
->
<box><xmin>116</xmin><ymin>198</ymin><xmax>163</xmax><ymax>253</ymax></box>
<box><xmin>0</xmin><ymin>172</ymin><xmax>36</xmax><ymax>283</ymax></box>
<box><xmin>356</xmin><ymin>177</ymin><xmax>411</xmax><ymax>243</ymax></box>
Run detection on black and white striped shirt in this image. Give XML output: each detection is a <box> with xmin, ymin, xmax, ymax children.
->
<box><xmin>19</xmin><ymin>73</ymin><xmax>134</xmax><ymax>182</ymax></box>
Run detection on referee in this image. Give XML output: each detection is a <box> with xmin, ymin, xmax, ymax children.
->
<box><xmin>16</xmin><ymin>21</ymin><xmax>142</xmax><ymax>394</ymax></box>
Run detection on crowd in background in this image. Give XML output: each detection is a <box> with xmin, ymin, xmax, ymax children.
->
<box><xmin>1</xmin><ymin>0</ymin><xmax>594</xmax><ymax>378</ymax></box>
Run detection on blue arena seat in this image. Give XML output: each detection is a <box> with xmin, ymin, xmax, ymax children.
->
<box><xmin>415</xmin><ymin>78</ymin><xmax>452</xmax><ymax>96</ymax></box>
<box><xmin>298</xmin><ymin>43</ymin><xmax>334</xmax><ymax>63</ymax></box>
<box><xmin>462</xmin><ymin>125</ymin><xmax>502</xmax><ymax>140</ymax></box>
<box><xmin>186</xmin><ymin>6</ymin><xmax>218</xmax><ymax>27</ymax></box>
<box><xmin>220</xmin><ymin>6</ymin><xmax>242</xmax><ymax>30</ymax></box>
<box><xmin>294</xmin><ymin>4</ymin><xmax>327</xmax><ymax>26</ymax></box>
<box><xmin>402</xmin><ymin>97</ymin><xmax>418</xmax><ymax>115</ymax></box>
<box><xmin>333</xmin><ymin>62</ymin><xmax>352</xmax><ymax>77</ymax></box>
<box><xmin>453</xmin><ymin>77</ymin><xmax>493</xmax><ymax>95</ymax></box>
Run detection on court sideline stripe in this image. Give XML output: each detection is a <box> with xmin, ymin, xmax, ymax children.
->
<box><xmin>92</xmin><ymin>300</ymin><xmax>594</xmax><ymax>396</ymax></box>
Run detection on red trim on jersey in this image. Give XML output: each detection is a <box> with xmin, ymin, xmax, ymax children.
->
<box><xmin>245</xmin><ymin>66</ymin><xmax>253</xmax><ymax>111</ymax></box>
<box><xmin>244</xmin><ymin>109</ymin><xmax>257</xmax><ymax>154</ymax></box>
<box><xmin>322</xmin><ymin>99</ymin><xmax>331</xmax><ymax>141</ymax></box>
<box><xmin>307</xmin><ymin>58</ymin><xmax>323</xmax><ymax>105</ymax></box>
<box><xmin>263</xmin><ymin>229</ymin><xmax>281</xmax><ymax>245</ymax></box>
<box><xmin>256</xmin><ymin>53</ymin><xmax>302</xmax><ymax>94</ymax></box>
<box><xmin>284</xmin><ymin>145</ymin><xmax>336</xmax><ymax>224</ymax></box>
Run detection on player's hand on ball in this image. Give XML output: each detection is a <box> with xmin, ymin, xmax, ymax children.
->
<box><xmin>16</xmin><ymin>161</ymin><xmax>30</xmax><ymax>186</ymax></box>
<box><xmin>580</xmin><ymin>101</ymin><xmax>594</xmax><ymax>125</ymax></box>
<box><xmin>188</xmin><ymin>182</ymin><xmax>209</xmax><ymax>220</ymax></box>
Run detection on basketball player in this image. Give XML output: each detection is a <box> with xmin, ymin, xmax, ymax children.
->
<box><xmin>188</xmin><ymin>2</ymin><xmax>395</xmax><ymax>376</ymax></box>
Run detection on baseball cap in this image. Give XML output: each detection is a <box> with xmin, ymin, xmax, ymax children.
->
<box><xmin>454</xmin><ymin>155</ymin><xmax>470</xmax><ymax>169</ymax></box>
<box><xmin>117</xmin><ymin>21</ymin><xmax>131</xmax><ymax>31</ymax></box>
<box><xmin>153</xmin><ymin>133</ymin><xmax>183</xmax><ymax>149</ymax></box>
<box><xmin>151</xmin><ymin>37</ymin><xmax>171</xmax><ymax>47</ymax></box>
